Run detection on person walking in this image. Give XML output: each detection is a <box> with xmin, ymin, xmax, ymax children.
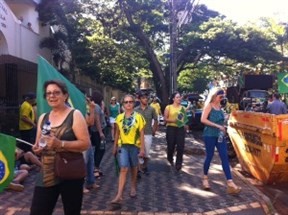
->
<box><xmin>201</xmin><ymin>87</ymin><xmax>241</xmax><ymax>194</ymax></box>
<box><xmin>18</xmin><ymin>92</ymin><xmax>37</xmax><ymax>152</ymax></box>
<box><xmin>30</xmin><ymin>80</ymin><xmax>90</xmax><ymax>215</ymax></box>
<box><xmin>164</xmin><ymin>92</ymin><xmax>187</xmax><ymax>171</ymax></box>
<box><xmin>111</xmin><ymin>94</ymin><xmax>145</xmax><ymax>204</ymax></box>
<box><xmin>135</xmin><ymin>91</ymin><xmax>158</xmax><ymax>174</ymax></box>
<box><xmin>109</xmin><ymin>96</ymin><xmax>120</xmax><ymax>142</ymax></box>
<box><xmin>84</xmin><ymin>96</ymin><xmax>98</xmax><ymax>193</ymax></box>
<box><xmin>89</xmin><ymin>91</ymin><xmax>107</xmax><ymax>178</ymax></box>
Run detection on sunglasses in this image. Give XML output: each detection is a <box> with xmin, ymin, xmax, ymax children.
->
<box><xmin>123</xmin><ymin>100</ymin><xmax>134</xmax><ymax>104</ymax></box>
<box><xmin>45</xmin><ymin>91</ymin><xmax>62</xmax><ymax>97</ymax></box>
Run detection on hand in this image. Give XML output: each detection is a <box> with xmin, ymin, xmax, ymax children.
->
<box><xmin>219</xmin><ymin>125</ymin><xmax>226</xmax><ymax>133</ymax></box>
<box><xmin>138</xmin><ymin>150</ymin><xmax>145</xmax><ymax>158</ymax></box>
<box><xmin>44</xmin><ymin>134</ymin><xmax>60</xmax><ymax>150</ymax></box>
<box><xmin>112</xmin><ymin>145</ymin><xmax>118</xmax><ymax>156</ymax></box>
<box><xmin>100</xmin><ymin>132</ymin><xmax>105</xmax><ymax>139</ymax></box>
<box><xmin>32</xmin><ymin>144</ymin><xmax>44</xmax><ymax>155</ymax></box>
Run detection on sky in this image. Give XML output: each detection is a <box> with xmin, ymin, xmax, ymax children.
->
<box><xmin>201</xmin><ymin>0</ymin><xmax>288</xmax><ymax>24</ymax></box>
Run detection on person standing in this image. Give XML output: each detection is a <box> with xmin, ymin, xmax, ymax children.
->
<box><xmin>150</xmin><ymin>97</ymin><xmax>162</xmax><ymax>119</ymax></box>
<box><xmin>266</xmin><ymin>93</ymin><xmax>287</xmax><ymax>115</ymax></box>
<box><xmin>19</xmin><ymin>92</ymin><xmax>37</xmax><ymax>152</ymax></box>
<box><xmin>111</xmin><ymin>94</ymin><xmax>145</xmax><ymax>204</ymax></box>
<box><xmin>164</xmin><ymin>92</ymin><xmax>187</xmax><ymax>171</ymax></box>
<box><xmin>30</xmin><ymin>80</ymin><xmax>90</xmax><ymax>215</ymax></box>
<box><xmin>109</xmin><ymin>97</ymin><xmax>120</xmax><ymax>142</ymax></box>
<box><xmin>201</xmin><ymin>87</ymin><xmax>241</xmax><ymax>194</ymax></box>
<box><xmin>135</xmin><ymin>91</ymin><xmax>158</xmax><ymax>174</ymax></box>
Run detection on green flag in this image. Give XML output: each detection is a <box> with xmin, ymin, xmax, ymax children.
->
<box><xmin>37</xmin><ymin>56</ymin><xmax>86</xmax><ymax>117</ymax></box>
<box><xmin>176</xmin><ymin>107</ymin><xmax>188</xmax><ymax>127</ymax></box>
<box><xmin>277</xmin><ymin>72</ymin><xmax>288</xmax><ymax>93</ymax></box>
<box><xmin>0</xmin><ymin>133</ymin><xmax>16</xmax><ymax>192</ymax></box>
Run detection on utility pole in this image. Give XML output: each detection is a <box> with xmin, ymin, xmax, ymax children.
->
<box><xmin>170</xmin><ymin>0</ymin><xmax>177</xmax><ymax>95</ymax></box>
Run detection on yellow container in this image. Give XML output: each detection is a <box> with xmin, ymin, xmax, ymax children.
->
<box><xmin>228</xmin><ymin>111</ymin><xmax>288</xmax><ymax>184</ymax></box>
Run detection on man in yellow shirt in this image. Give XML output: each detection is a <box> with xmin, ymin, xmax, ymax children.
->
<box><xmin>19</xmin><ymin>92</ymin><xmax>36</xmax><ymax>152</ymax></box>
<box><xmin>150</xmin><ymin>97</ymin><xmax>162</xmax><ymax>116</ymax></box>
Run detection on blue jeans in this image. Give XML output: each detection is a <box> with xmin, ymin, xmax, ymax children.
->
<box><xmin>203</xmin><ymin>136</ymin><xmax>232</xmax><ymax>180</ymax></box>
<box><xmin>84</xmin><ymin>145</ymin><xmax>95</xmax><ymax>186</ymax></box>
<box><xmin>118</xmin><ymin>144</ymin><xmax>139</xmax><ymax>168</ymax></box>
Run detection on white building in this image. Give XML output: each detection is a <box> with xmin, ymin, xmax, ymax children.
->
<box><xmin>0</xmin><ymin>0</ymin><xmax>51</xmax><ymax>133</ymax></box>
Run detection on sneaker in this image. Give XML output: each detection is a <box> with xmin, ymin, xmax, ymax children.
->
<box><xmin>142</xmin><ymin>167</ymin><xmax>149</xmax><ymax>175</ymax></box>
<box><xmin>86</xmin><ymin>183</ymin><xmax>100</xmax><ymax>189</ymax></box>
<box><xmin>7</xmin><ymin>183</ymin><xmax>24</xmax><ymax>192</ymax></box>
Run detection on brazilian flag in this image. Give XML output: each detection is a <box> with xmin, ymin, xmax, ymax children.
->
<box><xmin>176</xmin><ymin>107</ymin><xmax>188</xmax><ymax>127</ymax></box>
<box><xmin>37</xmin><ymin>56</ymin><xmax>86</xmax><ymax>118</ymax></box>
<box><xmin>277</xmin><ymin>72</ymin><xmax>288</xmax><ymax>93</ymax></box>
<box><xmin>0</xmin><ymin>133</ymin><xmax>16</xmax><ymax>192</ymax></box>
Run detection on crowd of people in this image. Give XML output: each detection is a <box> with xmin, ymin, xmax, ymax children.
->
<box><xmin>14</xmin><ymin>79</ymin><xmax>288</xmax><ymax>213</ymax></box>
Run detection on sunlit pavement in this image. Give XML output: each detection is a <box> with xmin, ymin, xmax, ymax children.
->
<box><xmin>0</xmin><ymin>128</ymin><xmax>271</xmax><ymax>215</ymax></box>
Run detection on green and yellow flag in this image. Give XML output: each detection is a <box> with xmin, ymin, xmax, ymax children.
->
<box><xmin>277</xmin><ymin>72</ymin><xmax>288</xmax><ymax>93</ymax></box>
<box><xmin>37</xmin><ymin>56</ymin><xmax>86</xmax><ymax>117</ymax></box>
<box><xmin>176</xmin><ymin>107</ymin><xmax>188</xmax><ymax>127</ymax></box>
<box><xmin>0</xmin><ymin>133</ymin><xmax>16</xmax><ymax>192</ymax></box>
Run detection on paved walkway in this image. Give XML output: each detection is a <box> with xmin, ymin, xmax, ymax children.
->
<box><xmin>0</xmin><ymin>129</ymin><xmax>270</xmax><ymax>215</ymax></box>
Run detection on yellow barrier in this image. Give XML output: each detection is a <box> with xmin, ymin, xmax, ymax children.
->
<box><xmin>228</xmin><ymin>111</ymin><xmax>288</xmax><ymax>184</ymax></box>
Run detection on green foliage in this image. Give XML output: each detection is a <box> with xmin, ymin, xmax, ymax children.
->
<box><xmin>37</xmin><ymin>0</ymin><xmax>286</xmax><ymax>103</ymax></box>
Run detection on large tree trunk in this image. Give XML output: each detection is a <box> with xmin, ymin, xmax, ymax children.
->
<box><xmin>119</xmin><ymin>0</ymin><xmax>169</xmax><ymax>106</ymax></box>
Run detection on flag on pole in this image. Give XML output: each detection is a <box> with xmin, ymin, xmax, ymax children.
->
<box><xmin>37</xmin><ymin>56</ymin><xmax>86</xmax><ymax>117</ymax></box>
<box><xmin>277</xmin><ymin>72</ymin><xmax>288</xmax><ymax>93</ymax></box>
<box><xmin>0</xmin><ymin>133</ymin><xmax>16</xmax><ymax>192</ymax></box>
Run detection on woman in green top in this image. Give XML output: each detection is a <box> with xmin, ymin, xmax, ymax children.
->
<box><xmin>109</xmin><ymin>97</ymin><xmax>120</xmax><ymax>142</ymax></box>
<box><xmin>201</xmin><ymin>87</ymin><xmax>241</xmax><ymax>194</ymax></box>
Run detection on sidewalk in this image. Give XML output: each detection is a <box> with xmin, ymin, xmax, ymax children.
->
<box><xmin>0</xmin><ymin>129</ymin><xmax>270</xmax><ymax>215</ymax></box>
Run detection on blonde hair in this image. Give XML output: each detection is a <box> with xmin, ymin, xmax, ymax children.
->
<box><xmin>204</xmin><ymin>87</ymin><xmax>224</xmax><ymax>106</ymax></box>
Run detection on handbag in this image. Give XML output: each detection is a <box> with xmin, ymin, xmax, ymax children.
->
<box><xmin>55</xmin><ymin>151</ymin><xmax>86</xmax><ymax>180</ymax></box>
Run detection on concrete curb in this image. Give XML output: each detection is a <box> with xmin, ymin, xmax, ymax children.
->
<box><xmin>232</xmin><ymin>168</ymin><xmax>278</xmax><ymax>215</ymax></box>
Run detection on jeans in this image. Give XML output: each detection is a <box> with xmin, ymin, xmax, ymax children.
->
<box><xmin>166</xmin><ymin>126</ymin><xmax>185</xmax><ymax>167</ymax></box>
<box><xmin>30</xmin><ymin>179</ymin><xmax>84</xmax><ymax>215</ymax></box>
<box><xmin>203</xmin><ymin>136</ymin><xmax>232</xmax><ymax>180</ymax></box>
<box><xmin>84</xmin><ymin>145</ymin><xmax>95</xmax><ymax>186</ymax></box>
<box><xmin>90</xmin><ymin>130</ymin><xmax>105</xmax><ymax>169</ymax></box>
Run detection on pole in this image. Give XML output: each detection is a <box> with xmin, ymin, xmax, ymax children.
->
<box><xmin>170</xmin><ymin>0</ymin><xmax>177</xmax><ymax>95</ymax></box>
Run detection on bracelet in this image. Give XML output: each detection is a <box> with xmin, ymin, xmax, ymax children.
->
<box><xmin>61</xmin><ymin>141</ymin><xmax>65</xmax><ymax>149</ymax></box>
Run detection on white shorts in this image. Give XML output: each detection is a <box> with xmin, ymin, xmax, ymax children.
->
<box><xmin>109</xmin><ymin>117</ymin><xmax>116</xmax><ymax>124</ymax></box>
<box><xmin>144</xmin><ymin>135</ymin><xmax>153</xmax><ymax>158</ymax></box>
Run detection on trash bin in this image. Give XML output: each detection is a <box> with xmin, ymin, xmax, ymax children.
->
<box><xmin>227</xmin><ymin>111</ymin><xmax>288</xmax><ymax>184</ymax></box>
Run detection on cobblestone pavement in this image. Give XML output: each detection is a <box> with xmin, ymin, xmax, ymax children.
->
<box><xmin>0</xmin><ymin>129</ymin><xmax>269</xmax><ymax>215</ymax></box>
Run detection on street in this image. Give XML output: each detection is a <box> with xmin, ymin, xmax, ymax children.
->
<box><xmin>0</xmin><ymin>127</ymin><xmax>275</xmax><ymax>214</ymax></box>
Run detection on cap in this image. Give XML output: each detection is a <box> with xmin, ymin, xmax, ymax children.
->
<box><xmin>25</xmin><ymin>92</ymin><xmax>36</xmax><ymax>100</ymax></box>
<box><xmin>137</xmin><ymin>90</ymin><xmax>149</xmax><ymax>98</ymax></box>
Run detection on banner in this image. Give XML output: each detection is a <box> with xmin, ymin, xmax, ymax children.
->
<box><xmin>277</xmin><ymin>72</ymin><xmax>288</xmax><ymax>93</ymax></box>
<box><xmin>0</xmin><ymin>133</ymin><xmax>16</xmax><ymax>192</ymax></box>
<box><xmin>37</xmin><ymin>56</ymin><xmax>86</xmax><ymax>117</ymax></box>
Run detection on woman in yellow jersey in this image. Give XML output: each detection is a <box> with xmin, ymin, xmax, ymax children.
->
<box><xmin>164</xmin><ymin>92</ymin><xmax>188</xmax><ymax>171</ymax></box>
<box><xmin>111</xmin><ymin>94</ymin><xmax>146</xmax><ymax>204</ymax></box>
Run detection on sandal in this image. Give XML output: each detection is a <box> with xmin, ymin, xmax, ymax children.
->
<box><xmin>130</xmin><ymin>190</ymin><xmax>137</xmax><ymax>198</ymax></box>
<box><xmin>202</xmin><ymin>177</ymin><xmax>211</xmax><ymax>190</ymax></box>
<box><xmin>110</xmin><ymin>198</ymin><xmax>123</xmax><ymax>205</ymax></box>
<box><xmin>227</xmin><ymin>182</ymin><xmax>241</xmax><ymax>195</ymax></box>
<box><xmin>94</xmin><ymin>170</ymin><xmax>103</xmax><ymax>178</ymax></box>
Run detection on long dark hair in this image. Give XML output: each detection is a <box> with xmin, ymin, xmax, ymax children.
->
<box><xmin>91</xmin><ymin>90</ymin><xmax>103</xmax><ymax>106</ymax></box>
<box><xmin>169</xmin><ymin>91</ymin><xmax>180</xmax><ymax>104</ymax></box>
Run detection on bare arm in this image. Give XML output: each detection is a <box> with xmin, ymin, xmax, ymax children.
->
<box><xmin>164</xmin><ymin>105</ymin><xmax>176</xmax><ymax>123</ymax></box>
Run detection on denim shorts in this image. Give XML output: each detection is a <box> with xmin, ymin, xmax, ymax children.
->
<box><xmin>118</xmin><ymin>144</ymin><xmax>139</xmax><ymax>168</ymax></box>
